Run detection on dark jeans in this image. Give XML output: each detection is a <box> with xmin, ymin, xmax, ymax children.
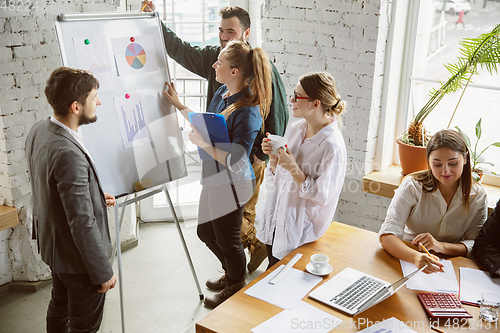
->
<box><xmin>47</xmin><ymin>272</ymin><xmax>105</xmax><ymax>333</ymax></box>
<box><xmin>266</xmin><ymin>244</ymin><xmax>280</xmax><ymax>270</ymax></box>
<box><xmin>197</xmin><ymin>181</ymin><xmax>254</xmax><ymax>285</ymax></box>
<box><xmin>265</xmin><ymin>229</ymin><xmax>280</xmax><ymax>270</ymax></box>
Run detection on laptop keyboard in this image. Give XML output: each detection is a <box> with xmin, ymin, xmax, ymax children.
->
<box><xmin>330</xmin><ymin>276</ymin><xmax>385</xmax><ymax>310</ymax></box>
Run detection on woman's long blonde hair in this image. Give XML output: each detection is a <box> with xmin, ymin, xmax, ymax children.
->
<box><xmin>220</xmin><ymin>41</ymin><xmax>272</xmax><ymax>127</ymax></box>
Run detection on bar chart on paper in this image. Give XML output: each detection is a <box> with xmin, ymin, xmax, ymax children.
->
<box><xmin>123</xmin><ymin>101</ymin><xmax>147</xmax><ymax>142</ymax></box>
<box><xmin>114</xmin><ymin>93</ymin><xmax>151</xmax><ymax>149</ymax></box>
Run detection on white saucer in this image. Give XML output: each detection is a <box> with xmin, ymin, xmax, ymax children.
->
<box><xmin>306</xmin><ymin>263</ymin><xmax>333</xmax><ymax>276</ymax></box>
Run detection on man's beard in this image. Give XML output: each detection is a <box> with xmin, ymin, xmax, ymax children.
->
<box><xmin>220</xmin><ymin>34</ymin><xmax>245</xmax><ymax>48</ymax></box>
<box><xmin>78</xmin><ymin>112</ymin><xmax>97</xmax><ymax>126</ymax></box>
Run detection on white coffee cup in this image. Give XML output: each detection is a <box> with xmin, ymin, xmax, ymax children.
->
<box><xmin>310</xmin><ymin>254</ymin><xmax>329</xmax><ymax>273</ymax></box>
<box><xmin>267</xmin><ymin>134</ymin><xmax>288</xmax><ymax>154</ymax></box>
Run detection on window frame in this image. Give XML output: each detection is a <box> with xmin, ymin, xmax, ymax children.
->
<box><xmin>376</xmin><ymin>0</ymin><xmax>500</xmax><ymax>185</ymax></box>
<box><xmin>375</xmin><ymin>0</ymin><xmax>420</xmax><ymax>172</ymax></box>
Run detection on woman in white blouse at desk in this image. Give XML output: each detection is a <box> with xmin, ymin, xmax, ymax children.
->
<box><xmin>379</xmin><ymin>129</ymin><xmax>487</xmax><ymax>274</ymax></box>
<box><xmin>256</xmin><ymin>72</ymin><xmax>347</xmax><ymax>268</ymax></box>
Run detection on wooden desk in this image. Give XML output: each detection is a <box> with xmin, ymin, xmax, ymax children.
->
<box><xmin>0</xmin><ymin>205</ymin><xmax>18</xmax><ymax>231</ymax></box>
<box><xmin>196</xmin><ymin>222</ymin><xmax>495</xmax><ymax>332</ymax></box>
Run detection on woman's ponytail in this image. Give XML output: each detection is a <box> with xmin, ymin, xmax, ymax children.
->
<box><xmin>249</xmin><ymin>47</ymin><xmax>272</xmax><ymax>123</ymax></box>
<box><xmin>220</xmin><ymin>41</ymin><xmax>272</xmax><ymax>128</ymax></box>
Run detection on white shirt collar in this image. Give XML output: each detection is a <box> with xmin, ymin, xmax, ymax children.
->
<box><xmin>299</xmin><ymin>117</ymin><xmax>337</xmax><ymax>146</ymax></box>
<box><xmin>50</xmin><ymin>116</ymin><xmax>83</xmax><ymax>141</ymax></box>
<box><xmin>50</xmin><ymin>116</ymin><xmax>92</xmax><ymax>160</ymax></box>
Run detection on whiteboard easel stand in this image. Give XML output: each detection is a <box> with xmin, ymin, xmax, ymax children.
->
<box><xmin>112</xmin><ymin>185</ymin><xmax>204</xmax><ymax>333</ymax></box>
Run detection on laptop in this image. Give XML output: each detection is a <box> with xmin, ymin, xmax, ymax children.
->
<box><xmin>309</xmin><ymin>266</ymin><xmax>426</xmax><ymax>316</ymax></box>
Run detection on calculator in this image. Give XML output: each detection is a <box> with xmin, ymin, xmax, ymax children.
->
<box><xmin>417</xmin><ymin>293</ymin><xmax>472</xmax><ymax>319</ymax></box>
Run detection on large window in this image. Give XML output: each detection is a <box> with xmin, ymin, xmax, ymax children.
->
<box><xmin>140</xmin><ymin>0</ymin><xmax>228</xmax><ymax>221</ymax></box>
<box><xmin>408</xmin><ymin>1</ymin><xmax>500</xmax><ymax>175</ymax></box>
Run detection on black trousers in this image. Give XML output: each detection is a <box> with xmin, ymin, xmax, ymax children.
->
<box><xmin>197</xmin><ymin>180</ymin><xmax>254</xmax><ymax>285</ymax></box>
<box><xmin>47</xmin><ymin>272</ymin><xmax>105</xmax><ymax>333</ymax></box>
<box><xmin>266</xmin><ymin>244</ymin><xmax>280</xmax><ymax>270</ymax></box>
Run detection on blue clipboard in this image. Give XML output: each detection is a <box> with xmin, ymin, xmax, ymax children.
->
<box><xmin>188</xmin><ymin>112</ymin><xmax>231</xmax><ymax>161</ymax></box>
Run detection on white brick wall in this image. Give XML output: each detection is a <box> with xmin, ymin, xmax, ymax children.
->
<box><xmin>0</xmin><ymin>0</ymin><xmax>399</xmax><ymax>285</ymax></box>
<box><xmin>261</xmin><ymin>0</ymin><xmax>393</xmax><ymax>232</ymax></box>
<box><xmin>0</xmin><ymin>0</ymin><xmax>118</xmax><ymax>285</ymax></box>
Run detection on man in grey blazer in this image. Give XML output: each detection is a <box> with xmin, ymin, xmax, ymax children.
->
<box><xmin>26</xmin><ymin>67</ymin><xmax>117</xmax><ymax>333</ymax></box>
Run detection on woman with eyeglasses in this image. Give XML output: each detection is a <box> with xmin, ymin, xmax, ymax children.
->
<box><xmin>164</xmin><ymin>40</ymin><xmax>272</xmax><ymax>308</ymax></box>
<box><xmin>256</xmin><ymin>72</ymin><xmax>347</xmax><ymax>269</ymax></box>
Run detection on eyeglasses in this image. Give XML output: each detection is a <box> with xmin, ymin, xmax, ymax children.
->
<box><xmin>292</xmin><ymin>92</ymin><xmax>309</xmax><ymax>101</ymax></box>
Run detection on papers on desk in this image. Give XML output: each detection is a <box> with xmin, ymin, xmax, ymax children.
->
<box><xmin>400</xmin><ymin>259</ymin><xmax>459</xmax><ymax>293</ymax></box>
<box><xmin>251</xmin><ymin>301</ymin><xmax>342</xmax><ymax>333</ymax></box>
<box><xmin>245</xmin><ymin>265</ymin><xmax>323</xmax><ymax>310</ymax></box>
<box><xmin>357</xmin><ymin>317</ymin><xmax>417</xmax><ymax>333</ymax></box>
<box><xmin>459</xmin><ymin>267</ymin><xmax>500</xmax><ymax>305</ymax></box>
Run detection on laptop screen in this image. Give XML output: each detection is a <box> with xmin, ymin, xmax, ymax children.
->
<box><xmin>391</xmin><ymin>265</ymin><xmax>427</xmax><ymax>292</ymax></box>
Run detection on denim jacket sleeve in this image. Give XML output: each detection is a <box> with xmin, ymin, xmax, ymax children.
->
<box><xmin>227</xmin><ymin>107</ymin><xmax>262</xmax><ymax>172</ymax></box>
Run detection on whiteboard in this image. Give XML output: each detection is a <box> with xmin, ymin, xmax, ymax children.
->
<box><xmin>55</xmin><ymin>12</ymin><xmax>187</xmax><ymax>197</ymax></box>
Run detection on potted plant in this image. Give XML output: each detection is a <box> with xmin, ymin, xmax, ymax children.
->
<box><xmin>398</xmin><ymin>23</ymin><xmax>500</xmax><ymax>175</ymax></box>
<box><xmin>455</xmin><ymin>118</ymin><xmax>500</xmax><ymax>182</ymax></box>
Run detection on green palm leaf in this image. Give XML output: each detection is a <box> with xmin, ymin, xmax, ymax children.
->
<box><xmin>475</xmin><ymin>118</ymin><xmax>482</xmax><ymax>141</ymax></box>
<box><xmin>455</xmin><ymin>125</ymin><xmax>471</xmax><ymax>147</ymax></box>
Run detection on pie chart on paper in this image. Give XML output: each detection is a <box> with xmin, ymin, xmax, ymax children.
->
<box><xmin>125</xmin><ymin>43</ymin><xmax>147</xmax><ymax>69</ymax></box>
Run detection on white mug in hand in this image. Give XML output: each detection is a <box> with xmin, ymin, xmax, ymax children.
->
<box><xmin>310</xmin><ymin>254</ymin><xmax>329</xmax><ymax>273</ymax></box>
<box><xmin>267</xmin><ymin>134</ymin><xmax>288</xmax><ymax>154</ymax></box>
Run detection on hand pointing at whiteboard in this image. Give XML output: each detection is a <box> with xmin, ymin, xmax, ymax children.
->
<box><xmin>163</xmin><ymin>82</ymin><xmax>209</xmax><ymax>151</ymax></box>
<box><xmin>163</xmin><ymin>81</ymin><xmax>183</xmax><ymax>109</ymax></box>
<box><xmin>163</xmin><ymin>81</ymin><xmax>191</xmax><ymax>121</ymax></box>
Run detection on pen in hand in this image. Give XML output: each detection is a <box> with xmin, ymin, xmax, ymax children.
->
<box><xmin>419</xmin><ymin>242</ymin><xmax>445</xmax><ymax>272</ymax></box>
<box><xmin>431</xmin><ymin>326</ymin><xmax>447</xmax><ymax>333</ymax></box>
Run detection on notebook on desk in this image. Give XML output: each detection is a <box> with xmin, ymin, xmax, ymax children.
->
<box><xmin>309</xmin><ymin>266</ymin><xmax>425</xmax><ymax>316</ymax></box>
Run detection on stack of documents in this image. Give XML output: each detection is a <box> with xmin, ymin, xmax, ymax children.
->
<box><xmin>400</xmin><ymin>260</ymin><xmax>459</xmax><ymax>293</ymax></box>
<box><xmin>459</xmin><ymin>267</ymin><xmax>500</xmax><ymax>305</ymax></box>
<box><xmin>245</xmin><ymin>265</ymin><xmax>323</xmax><ymax>310</ymax></box>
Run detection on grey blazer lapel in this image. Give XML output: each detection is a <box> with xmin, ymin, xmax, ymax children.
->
<box><xmin>44</xmin><ymin>119</ymin><xmax>105</xmax><ymax>195</ymax></box>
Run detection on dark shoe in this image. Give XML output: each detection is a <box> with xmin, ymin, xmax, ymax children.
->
<box><xmin>205</xmin><ymin>274</ymin><xmax>228</xmax><ymax>291</ymax></box>
<box><xmin>204</xmin><ymin>280</ymin><xmax>246</xmax><ymax>309</ymax></box>
<box><xmin>247</xmin><ymin>239</ymin><xmax>267</xmax><ymax>272</ymax></box>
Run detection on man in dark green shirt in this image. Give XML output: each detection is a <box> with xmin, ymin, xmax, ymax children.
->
<box><xmin>142</xmin><ymin>2</ymin><xmax>288</xmax><ymax>273</ymax></box>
